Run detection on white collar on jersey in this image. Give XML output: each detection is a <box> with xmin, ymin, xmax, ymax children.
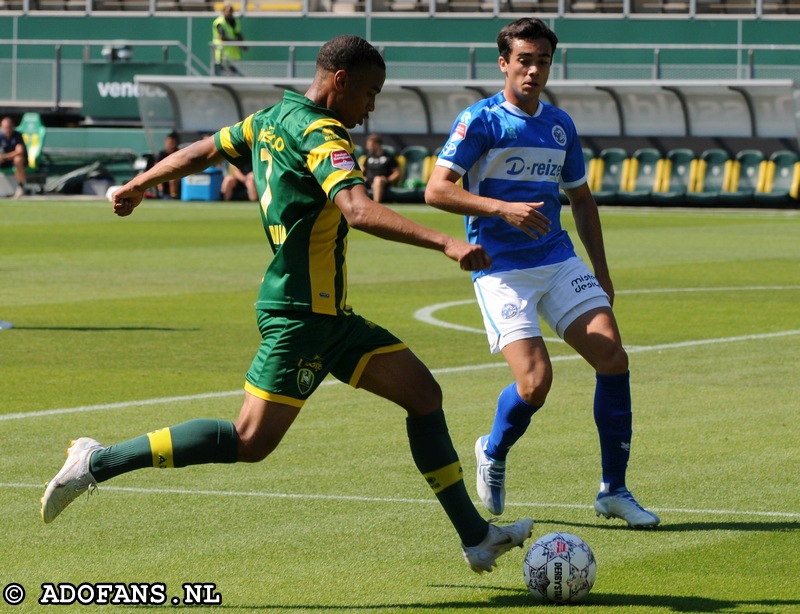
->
<box><xmin>500</xmin><ymin>98</ymin><xmax>545</xmax><ymax>118</ymax></box>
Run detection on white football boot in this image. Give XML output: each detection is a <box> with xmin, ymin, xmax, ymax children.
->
<box><xmin>41</xmin><ymin>437</ymin><xmax>103</xmax><ymax>524</ymax></box>
<box><xmin>462</xmin><ymin>517</ymin><xmax>534</xmax><ymax>573</ymax></box>
<box><xmin>594</xmin><ymin>486</ymin><xmax>660</xmax><ymax>528</ymax></box>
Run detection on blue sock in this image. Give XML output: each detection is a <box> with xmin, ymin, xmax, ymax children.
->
<box><xmin>594</xmin><ymin>371</ymin><xmax>632</xmax><ymax>493</ymax></box>
<box><xmin>485</xmin><ymin>383</ymin><xmax>541</xmax><ymax>461</ymax></box>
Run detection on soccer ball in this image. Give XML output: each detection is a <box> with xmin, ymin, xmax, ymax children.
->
<box><xmin>522</xmin><ymin>532</ymin><xmax>597</xmax><ymax>604</ymax></box>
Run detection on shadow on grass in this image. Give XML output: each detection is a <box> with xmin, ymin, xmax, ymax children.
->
<box><xmin>533</xmin><ymin>517</ymin><xmax>800</xmax><ymax>533</ymax></box>
<box><xmin>11</xmin><ymin>326</ymin><xmax>199</xmax><ymax>332</ymax></box>
<box><xmin>171</xmin><ymin>592</ymin><xmax>800</xmax><ymax>611</ymax></box>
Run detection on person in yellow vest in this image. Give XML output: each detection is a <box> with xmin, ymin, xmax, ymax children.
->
<box><xmin>212</xmin><ymin>4</ymin><xmax>248</xmax><ymax>76</ymax></box>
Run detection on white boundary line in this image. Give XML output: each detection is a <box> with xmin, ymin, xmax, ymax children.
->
<box><xmin>3</xmin><ymin>329</ymin><xmax>800</xmax><ymax>423</ymax></box>
<box><xmin>413</xmin><ymin>285</ymin><xmax>800</xmax><ymax>336</ymax></box>
<box><xmin>5</xmin><ymin>483</ymin><xmax>799</xmax><ymax>519</ymax></box>
<box><xmin>6</xmin><ymin>288</ymin><xmax>800</xmax><ymax>519</ymax></box>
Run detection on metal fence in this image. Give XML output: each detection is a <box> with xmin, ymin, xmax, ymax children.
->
<box><xmin>3</xmin><ymin>0</ymin><xmax>800</xmax><ymax>17</ymax></box>
<box><xmin>2</xmin><ymin>38</ymin><xmax>800</xmax><ymax>112</ymax></box>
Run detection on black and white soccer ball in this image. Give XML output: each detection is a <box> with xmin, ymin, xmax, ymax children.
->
<box><xmin>522</xmin><ymin>532</ymin><xmax>597</xmax><ymax>604</ymax></box>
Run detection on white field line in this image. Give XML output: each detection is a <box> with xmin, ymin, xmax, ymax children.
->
<box><xmin>3</xmin><ymin>330</ymin><xmax>800</xmax><ymax>423</ymax></box>
<box><xmin>6</xmin><ymin>299</ymin><xmax>800</xmax><ymax>519</ymax></box>
<box><xmin>5</xmin><ymin>483</ymin><xmax>799</xmax><ymax>519</ymax></box>
<box><xmin>413</xmin><ymin>285</ymin><xmax>800</xmax><ymax>336</ymax></box>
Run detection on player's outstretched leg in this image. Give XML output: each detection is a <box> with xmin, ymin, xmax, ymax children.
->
<box><xmin>41</xmin><ymin>419</ymin><xmax>239</xmax><ymax>523</ymax></box>
<box><xmin>41</xmin><ymin>438</ymin><xmax>103</xmax><ymax>524</ymax></box>
<box><xmin>461</xmin><ymin>518</ymin><xmax>534</xmax><ymax>573</ymax></box>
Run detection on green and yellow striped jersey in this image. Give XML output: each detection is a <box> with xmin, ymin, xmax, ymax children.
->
<box><xmin>215</xmin><ymin>90</ymin><xmax>364</xmax><ymax>316</ymax></box>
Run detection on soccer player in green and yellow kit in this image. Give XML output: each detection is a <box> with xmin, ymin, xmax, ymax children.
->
<box><xmin>41</xmin><ymin>35</ymin><xmax>533</xmax><ymax>574</ymax></box>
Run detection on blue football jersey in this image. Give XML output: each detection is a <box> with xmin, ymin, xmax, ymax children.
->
<box><xmin>435</xmin><ymin>92</ymin><xmax>587</xmax><ymax>279</ymax></box>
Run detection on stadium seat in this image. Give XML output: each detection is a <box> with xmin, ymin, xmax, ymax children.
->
<box><xmin>384</xmin><ymin>146</ymin><xmax>430</xmax><ymax>203</ymax></box>
<box><xmin>395</xmin><ymin>154</ymin><xmax>407</xmax><ymax>185</ymax></box>
<box><xmin>686</xmin><ymin>148</ymin><xmax>732</xmax><ymax>207</ymax></box>
<box><xmin>591</xmin><ymin>147</ymin><xmax>628</xmax><ymax>205</ymax></box>
<box><xmin>755</xmin><ymin>150</ymin><xmax>800</xmax><ymax>208</ymax></box>
<box><xmin>720</xmin><ymin>149</ymin><xmax>767</xmax><ymax>207</ymax></box>
<box><xmin>651</xmin><ymin>148</ymin><xmax>695</xmax><ymax>206</ymax></box>
<box><xmin>423</xmin><ymin>154</ymin><xmax>438</xmax><ymax>184</ymax></box>
<box><xmin>617</xmin><ymin>147</ymin><xmax>662</xmax><ymax>205</ymax></box>
<box><xmin>398</xmin><ymin>145</ymin><xmax>430</xmax><ymax>189</ymax></box>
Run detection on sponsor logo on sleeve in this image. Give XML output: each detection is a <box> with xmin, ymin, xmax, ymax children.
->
<box><xmin>331</xmin><ymin>150</ymin><xmax>355</xmax><ymax>171</ymax></box>
<box><xmin>442</xmin><ymin>141</ymin><xmax>458</xmax><ymax>157</ymax></box>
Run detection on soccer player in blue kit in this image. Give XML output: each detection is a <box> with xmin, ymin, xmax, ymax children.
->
<box><xmin>425</xmin><ymin>17</ymin><xmax>660</xmax><ymax>528</ymax></box>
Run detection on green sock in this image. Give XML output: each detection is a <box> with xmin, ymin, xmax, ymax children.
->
<box><xmin>406</xmin><ymin>409</ymin><xmax>488</xmax><ymax>547</ymax></box>
<box><xmin>89</xmin><ymin>419</ymin><xmax>239</xmax><ymax>482</ymax></box>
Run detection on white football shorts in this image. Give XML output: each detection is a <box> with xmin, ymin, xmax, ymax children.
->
<box><xmin>474</xmin><ymin>256</ymin><xmax>611</xmax><ymax>354</ymax></box>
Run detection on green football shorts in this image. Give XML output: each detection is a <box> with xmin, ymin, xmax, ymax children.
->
<box><xmin>244</xmin><ymin>310</ymin><xmax>406</xmax><ymax>408</ymax></box>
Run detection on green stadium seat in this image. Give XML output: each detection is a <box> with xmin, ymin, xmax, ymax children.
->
<box><xmin>720</xmin><ymin>149</ymin><xmax>766</xmax><ymax>207</ymax></box>
<box><xmin>398</xmin><ymin>145</ymin><xmax>430</xmax><ymax>189</ymax></box>
<box><xmin>385</xmin><ymin>146</ymin><xmax>430</xmax><ymax>203</ymax></box>
<box><xmin>591</xmin><ymin>147</ymin><xmax>628</xmax><ymax>205</ymax></box>
<box><xmin>754</xmin><ymin>150</ymin><xmax>800</xmax><ymax>208</ymax></box>
<box><xmin>617</xmin><ymin>147</ymin><xmax>662</xmax><ymax>205</ymax></box>
<box><xmin>686</xmin><ymin>148</ymin><xmax>732</xmax><ymax>207</ymax></box>
<box><xmin>651</xmin><ymin>148</ymin><xmax>695</xmax><ymax>206</ymax></box>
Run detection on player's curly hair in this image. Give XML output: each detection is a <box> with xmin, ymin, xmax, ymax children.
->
<box><xmin>316</xmin><ymin>35</ymin><xmax>385</xmax><ymax>74</ymax></box>
<box><xmin>497</xmin><ymin>18</ymin><xmax>558</xmax><ymax>61</ymax></box>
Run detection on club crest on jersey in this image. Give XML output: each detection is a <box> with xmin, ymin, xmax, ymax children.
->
<box><xmin>297</xmin><ymin>369</ymin><xmax>314</xmax><ymax>395</ymax></box>
<box><xmin>297</xmin><ymin>356</ymin><xmax>323</xmax><ymax>396</ymax></box>
<box><xmin>501</xmin><ymin>303</ymin><xmax>519</xmax><ymax>319</ymax></box>
<box><xmin>330</xmin><ymin>150</ymin><xmax>355</xmax><ymax>171</ymax></box>
<box><xmin>552</xmin><ymin>125</ymin><xmax>567</xmax><ymax>147</ymax></box>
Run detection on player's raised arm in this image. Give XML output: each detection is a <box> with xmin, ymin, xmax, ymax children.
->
<box><xmin>425</xmin><ymin>165</ymin><xmax>551</xmax><ymax>240</ymax></box>
<box><xmin>112</xmin><ymin>136</ymin><xmax>224</xmax><ymax>217</ymax></box>
<box><xmin>333</xmin><ymin>183</ymin><xmax>491</xmax><ymax>272</ymax></box>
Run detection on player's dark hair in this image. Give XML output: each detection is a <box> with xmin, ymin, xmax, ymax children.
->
<box><xmin>316</xmin><ymin>35</ymin><xmax>385</xmax><ymax>74</ymax></box>
<box><xmin>497</xmin><ymin>18</ymin><xmax>558</xmax><ymax>61</ymax></box>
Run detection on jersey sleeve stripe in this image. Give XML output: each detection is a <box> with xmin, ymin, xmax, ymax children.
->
<box><xmin>240</xmin><ymin>114</ymin><xmax>255</xmax><ymax>148</ymax></box>
<box><xmin>217</xmin><ymin>126</ymin><xmax>239</xmax><ymax>158</ymax></box>
<box><xmin>436</xmin><ymin>157</ymin><xmax>467</xmax><ymax>177</ymax></box>
<box><xmin>320</xmin><ymin>169</ymin><xmax>356</xmax><ymax>197</ymax></box>
<box><xmin>302</xmin><ymin>117</ymin><xmax>351</xmax><ymax>143</ymax></box>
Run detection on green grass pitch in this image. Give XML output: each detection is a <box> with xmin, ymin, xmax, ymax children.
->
<box><xmin>1</xmin><ymin>199</ymin><xmax>799</xmax><ymax>613</ymax></box>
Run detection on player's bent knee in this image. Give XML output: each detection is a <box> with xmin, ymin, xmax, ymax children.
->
<box><xmin>517</xmin><ymin>371</ymin><xmax>552</xmax><ymax>407</ymax></box>
<box><xmin>236</xmin><ymin>437</ymin><xmax>274</xmax><ymax>463</ymax></box>
<box><xmin>402</xmin><ymin>378</ymin><xmax>443</xmax><ymax>417</ymax></box>
<box><xmin>597</xmin><ymin>345</ymin><xmax>629</xmax><ymax>374</ymax></box>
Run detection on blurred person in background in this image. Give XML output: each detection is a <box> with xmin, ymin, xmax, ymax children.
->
<box><xmin>1</xmin><ymin>116</ymin><xmax>27</xmax><ymax>198</ymax></box>
<box><xmin>212</xmin><ymin>3</ymin><xmax>248</xmax><ymax>76</ymax></box>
